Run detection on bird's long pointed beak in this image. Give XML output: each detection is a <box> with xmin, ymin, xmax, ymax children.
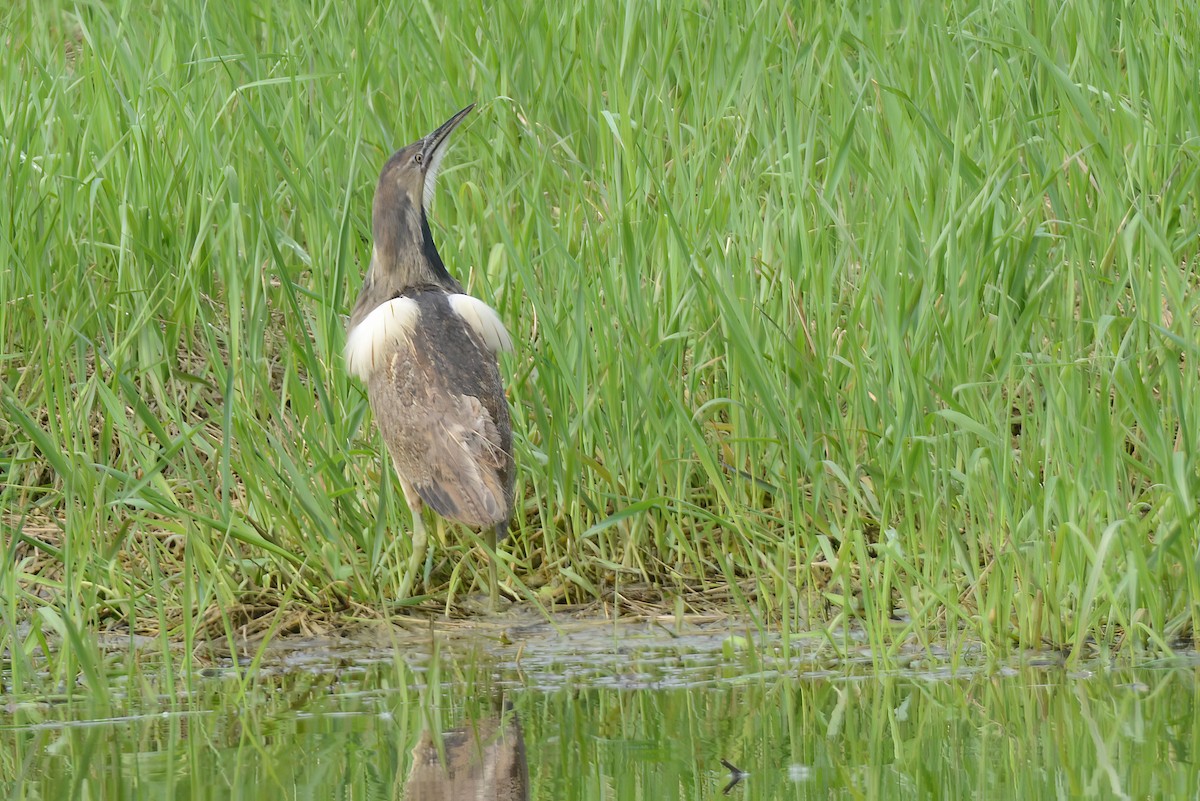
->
<box><xmin>420</xmin><ymin>103</ymin><xmax>474</xmax><ymax>164</ymax></box>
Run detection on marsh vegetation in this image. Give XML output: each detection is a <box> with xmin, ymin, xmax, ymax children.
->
<box><xmin>2</xmin><ymin>0</ymin><xmax>1198</xmax><ymax>687</ymax></box>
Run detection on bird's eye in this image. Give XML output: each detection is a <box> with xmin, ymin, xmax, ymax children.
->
<box><xmin>413</xmin><ymin>153</ymin><xmax>424</xmax><ymax>166</ymax></box>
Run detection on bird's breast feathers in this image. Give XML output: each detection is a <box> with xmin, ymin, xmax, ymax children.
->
<box><xmin>345</xmin><ymin>293</ymin><xmax>512</xmax><ymax>381</ymax></box>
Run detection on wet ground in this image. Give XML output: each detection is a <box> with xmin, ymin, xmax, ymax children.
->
<box><xmin>4</xmin><ymin>611</ymin><xmax>1199</xmax><ymax>799</ymax></box>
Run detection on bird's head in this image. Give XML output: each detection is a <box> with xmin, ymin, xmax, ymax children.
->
<box><xmin>365</xmin><ymin>104</ymin><xmax>474</xmax><ymax>300</ymax></box>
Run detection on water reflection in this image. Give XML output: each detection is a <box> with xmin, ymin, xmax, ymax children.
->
<box><xmin>720</xmin><ymin>758</ymin><xmax>748</xmax><ymax>794</ymax></box>
<box><xmin>407</xmin><ymin>702</ymin><xmax>529</xmax><ymax>801</ymax></box>
<box><xmin>4</xmin><ymin>621</ymin><xmax>1200</xmax><ymax>800</ymax></box>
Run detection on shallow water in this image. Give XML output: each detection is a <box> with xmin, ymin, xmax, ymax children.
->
<box><xmin>3</xmin><ymin>614</ymin><xmax>1198</xmax><ymax>799</ymax></box>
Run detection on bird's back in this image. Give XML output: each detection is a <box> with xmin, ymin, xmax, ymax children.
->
<box><xmin>364</xmin><ymin>288</ymin><xmax>514</xmax><ymax>530</ymax></box>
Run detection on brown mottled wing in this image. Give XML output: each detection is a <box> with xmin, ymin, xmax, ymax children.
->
<box><xmin>367</xmin><ymin>290</ymin><xmax>514</xmax><ymax>530</ymax></box>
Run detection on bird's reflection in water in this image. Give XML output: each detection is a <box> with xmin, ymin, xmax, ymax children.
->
<box><xmin>405</xmin><ymin>702</ymin><xmax>529</xmax><ymax>801</ymax></box>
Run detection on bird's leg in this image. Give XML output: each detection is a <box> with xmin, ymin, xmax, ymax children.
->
<box><xmin>398</xmin><ymin>504</ymin><xmax>427</xmax><ymax>601</ymax></box>
<box><xmin>485</xmin><ymin>524</ymin><xmax>501</xmax><ymax>612</ymax></box>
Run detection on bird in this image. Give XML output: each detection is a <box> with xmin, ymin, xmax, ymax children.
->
<box><xmin>344</xmin><ymin>104</ymin><xmax>514</xmax><ymax>607</ymax></box>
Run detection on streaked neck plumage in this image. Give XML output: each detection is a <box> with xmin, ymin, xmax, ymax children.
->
<box><xmin>349</xmin><ymin>182</ymin><xmax>464</xmax><ymax>331</ymax></box>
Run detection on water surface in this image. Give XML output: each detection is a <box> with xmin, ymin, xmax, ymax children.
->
<box><xmin>3</xmin><ymin>614</ymin><xmax>1196</xmax><ymax>799</ymax></box>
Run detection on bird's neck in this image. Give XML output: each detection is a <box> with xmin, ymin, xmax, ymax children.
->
<box><xmin>351</xmin><ymin>208</ymin><xmax>463</xmax><ymax>331</ymax></box>
<box><xmin>414</xmin><ymin>213</ymin><xmax>460</xmax><ymax>289</ymax></box>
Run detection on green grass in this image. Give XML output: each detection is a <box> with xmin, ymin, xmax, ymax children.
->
<box><xmin>2</xmin><ymin>0</ymin><xmax>1199</xmax><ymax>676</ymax></box>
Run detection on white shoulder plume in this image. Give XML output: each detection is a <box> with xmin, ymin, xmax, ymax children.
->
<box><xmin>344</xmin><ymin>297</ymin><xmax>421</xmax><ymax>380</ymax></box>
<box><xmin>448</xmin><ymin>294</ymin><xmax>514</xmax><ymax>353</ymax></box>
